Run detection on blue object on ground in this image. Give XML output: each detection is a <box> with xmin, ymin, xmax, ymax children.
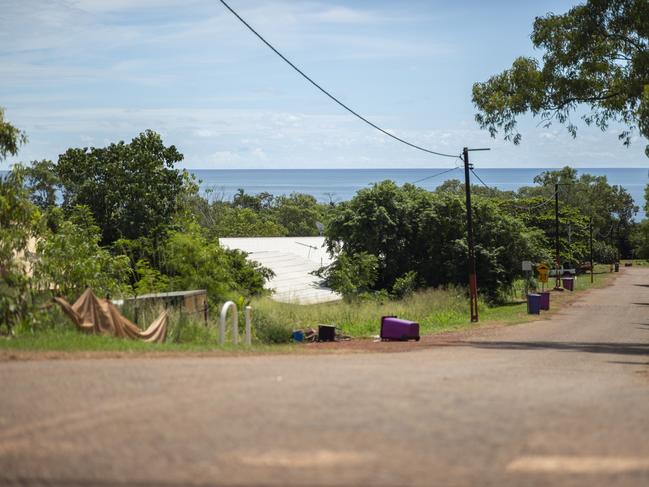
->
<box><xmin>292</xmin><ymin>330</ymin><xmax>305</xmax><ymax>342</ymax></box>
<box><xmin>527</xmin><ymin>293</ymin><xmax>541</xmax><ymax>314</ymax></box>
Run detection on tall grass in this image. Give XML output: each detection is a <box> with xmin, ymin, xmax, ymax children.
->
<box><xmin>1</xmin><ymin>266</ymin><xmax>615</xmax><ymax>350</ymax></box>
<box><xmin>252</xmin><ymin>286</ymin><xmax>479</xmax><ymax>339</ymax></box>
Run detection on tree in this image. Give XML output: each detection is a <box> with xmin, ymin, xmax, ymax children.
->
<box><xmin>210</xmin><ymin>207</ymin><xmax>288</xmax><ymax>237</ymax></box>
<box><xmin>0</xmin><ymin>166</ymin><xmax>42</xmax><ymax>332</ymax></box>
<box><xmin>325</xmin><ymin>181</ymin><xmax>548</xmax><ymax>301</ymax></box>
<box><xmin>272</xmin><ymin>193</ymin><xmax>326</xmax><ymax>236</ymax></box>
<box><xmin>56</xmin><ymin>130</ymin><xmax>188</xmax><ymax>244</ymax></box>
<box><xmin>159</xmin><ymin>222</ymin><xmax>273</xmax><ymax>303</ymax></box>
<box><xmin>315</xmin><ymin>252</ymin><xmax>378</xmax><ymax>301</ymax></box>
<box><xmin>23</xmin><ymin>159</ymin><xmax>60</xmax><ymax>210</ymax></box>
<box><xmin>0</xmin><ymin>107</ymin><xmax>27</xmax><ymax>163</ymax></box>
<box><xmin>34</xmin><ymin>206</ymin><xmax>131</xmax><ymax>299</ymax></box>
<box><xmin>472</xmin><ymin>0</ymin><xmax>649</xmax><ymax>156</ymax></box>
<box><xmin>524</xmin><ymin>167</ymin><xmax>637</xmax><ymax>258</ymax></box>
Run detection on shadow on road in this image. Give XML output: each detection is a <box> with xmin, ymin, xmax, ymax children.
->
<box><xmin>608</xmin><ymin>360</ymin><xmax>649</xmax><ymax>366</ymax></box>
<box><xmin>467</xmin><ymin>341</ymin><xmax>649</xmax><ymax>356</ymax></box>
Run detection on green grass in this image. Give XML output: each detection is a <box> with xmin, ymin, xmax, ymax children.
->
<box><xmin>621</xmin><ymin>259</ymin><xmax>649</xmax><ymax>267</ymax></box>
<box><xmin>0</xmin><ymin>265</ymin><xmax>616</xmax><ymax>353</ymax></box>
<box><xmin>0</xmin><ymin>327</ymin><xmax>295</xmax><ymax>353</ymax></box>
<box><xmin>251</xmin><ymin>264</ymin><xmax>614</xmax><ymax>339</ymax></box>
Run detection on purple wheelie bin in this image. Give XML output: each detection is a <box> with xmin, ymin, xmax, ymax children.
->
<box><xmin>562</xmin><ymin>277</ymin><xmax>574</xmax><ymax>291</ymax></box>
<box><xmin>380</xmin><ymin>316</ymin><xmax>420</xmax><ymax>341</ymax></box>
<box><xmin>539</xmin><ymin>291</ymin><xmax>550</xmax><ymax>310</ymax></box>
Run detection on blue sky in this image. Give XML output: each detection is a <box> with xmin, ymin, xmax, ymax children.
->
<box><xmin>1</xmin><ymin>0</ymin><xmax>647</xmax><ymax>169</ymax></box>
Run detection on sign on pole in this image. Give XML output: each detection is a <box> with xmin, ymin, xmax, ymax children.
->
<box><xmin>522</xmin><ymin>261</ymin><xmax>533</xmax><ymax>272</ymax></box>
<box><xmin>537</xmin><ymin>264</ymin><xmax>550</xmax><ymax>283</ymax></box>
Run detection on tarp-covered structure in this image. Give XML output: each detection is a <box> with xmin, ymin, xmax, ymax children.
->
<box><xmin>54</xmin><ymin>288</ymin><xmax>168</xmax><ymax>343</ymax></box>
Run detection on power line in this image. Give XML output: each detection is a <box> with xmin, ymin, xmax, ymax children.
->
<box><xmin>412</xmin><ymin>166</ymin><xmax>459</xmax><ymax>184</ymax></box>
<box><xmin>470</xmin><ymin>168</ymin><xmax>491</xmax><ymax>191</ymax></box>
<box><xmin>219</xmin><ymin>0</ymin><xmax>461</xmax><ymax>160</ymax></box>
<box><xmin>470</xmin><ymin>167</ymin><xmax>559</xmax><ymax>210</ymax></box>
<box><xmin>512</xmin><ymin>193</ymin><xmax>559</xmax><ymax>211</ymax></box>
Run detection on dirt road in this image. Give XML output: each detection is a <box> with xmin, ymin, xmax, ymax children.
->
<box><xmin>1</xmin><ymin>268</ymin><xmax>648</xmax><ymax>486</ymax></box>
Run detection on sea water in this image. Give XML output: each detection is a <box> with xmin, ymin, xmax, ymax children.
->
<box><xmin>192</xmin><ymin>168</ymin><xmax>648</xmax><ymax>220</ymax></box>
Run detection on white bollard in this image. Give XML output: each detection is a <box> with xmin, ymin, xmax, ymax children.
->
<box><xmin>244</xmin><ymin>306</ymin><xmax>252</xmax><ymax>346</ymax></box>
<box><xmin>219</xmin><ymin>301</ymin><xmax>238</xmax><ymax>345</ymax></box>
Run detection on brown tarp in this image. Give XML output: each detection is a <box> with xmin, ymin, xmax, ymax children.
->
<box><xmin>54</xmin><ymin>288</ymin><xmax>168</xmax><ymax>344</ymax></box>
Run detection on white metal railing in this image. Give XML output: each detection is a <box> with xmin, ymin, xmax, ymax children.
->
<box><xmin>219</xmin><ymin>301</ymin><xmax>252</xmax><ymax>346</ymax></box>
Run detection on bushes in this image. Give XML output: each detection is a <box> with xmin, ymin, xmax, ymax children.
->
<box><xmin>325</xmin><ymin>181</ymin><xmax>549</xmax><ymax>302</ymax></box>
<box><xmin>315</xmin><ymin>252</ymin><xmax>378</xmax><ymax>300</ymax></box>
<box><xmin>35</xmin><ymin>206</ymin><xmax>131</xmax><ymax>300</ymax></box>
<box><xmin>0</xmin><ymin>167</ymin><xmax>42</xmax><ymax>332</ymax></box>
<box><xmin>159</xmin><ymin>222</ymin><xmax>273</xmax><ymax>304</ymax></box>
<box><xmin>189</xmin><ymin>190</ymin><xmax>332</xmax><ymax>238</ymax></box>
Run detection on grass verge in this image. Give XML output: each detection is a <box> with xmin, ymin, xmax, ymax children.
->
<box><xmin>0</xmin><ymin>265</ymin><xmax>616</xmax><ymax>355</ymax></box>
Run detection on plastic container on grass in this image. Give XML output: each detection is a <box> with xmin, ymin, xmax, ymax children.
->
<box><xmin>539</xmin><ymin>291</ymin><xmax>550</xmax><ymax>310</ymax></box>
<box><xmin>562</xmin><ymin>277</ymin><xmax>574</xmax><ymax>291</ymax></box>
<box><xmin>527</xmin><ymin>293</ymin><xmax>541</xmax><ymax>314</ymax></box>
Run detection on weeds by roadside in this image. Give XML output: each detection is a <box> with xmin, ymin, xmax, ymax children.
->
<box><xmin>0</xmin><ymin>265</ymin><xmax>616</xmax><ymax>352</ymax></box>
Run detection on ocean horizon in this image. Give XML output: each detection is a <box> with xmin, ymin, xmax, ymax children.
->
<box><xmin>190</xmin><ymin>167</ymin><xmax>648</xmax><ymax>220</ymax></box>
<box><xmin>3</xmin><ymin>167</ymin><xmax>647</xmax><ymax>220</ymax></box>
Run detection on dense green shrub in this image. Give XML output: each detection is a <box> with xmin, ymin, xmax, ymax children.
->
<box><xmin>326</xmin><ymin>181</ymin><xmax>549</xmax><ymax>301</ymax></box>
<box><xmin>35</xmin><ymin>206</ymin><xmax>131</xmax><ymax>300</ymax></box>
<box><xmin>250</xmin><ymin>307</ymin><xmax>293</xmax><ymax>344</ymax></box>
<box><xmin>159</xmin><ymin>222</ymin><xmax>273</xmax><ymax>304</ymax></box>
<box><xmin>0</xmin><ymin>167</ymin><xmax>42</xmax><ymax>332</ymax></box>
<box><xmin>315</xmin><ymin>252</ymin><xmax>378</xmax><ymax>300</ymax></box>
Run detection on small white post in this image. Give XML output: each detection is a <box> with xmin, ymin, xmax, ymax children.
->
<box><xmin>219</xmin><ymin>301</ymin><xmax>238</xmax><ymax>345</ymax></box>
<box><xmin>244</xmin><ymin>306</ymin><xmax>252</xmax><ymax>346</ymax></box>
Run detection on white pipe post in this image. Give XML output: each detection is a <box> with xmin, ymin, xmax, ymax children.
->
<box><xmin>244</xmin><ymin>306</ymin><xmax>252</xmax><ymax>346</ymax></box>
<box><xmin>219</xmin><ymin>301</ymin><xmax>238</xmax><ymax>345</ymax></box>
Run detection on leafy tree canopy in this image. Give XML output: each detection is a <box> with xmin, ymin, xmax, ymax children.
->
<box><xmin>326</xmin><ymin>181</ymin><xmax>549</xmax><ymax>301</ymax></box>
<box><xmin>0</xmin><ymin>107</ymin><xmax>27</xmax><ymax>163</ymax></box>
<box><xmin>472</xmin><ymin>0</ymin><xmax>649</xmax><ymax>156</ymax></box>
<box><xmin>56</xmin><ymin>130</ymin><xmax>190</xmax><ymax>244</ymax></box>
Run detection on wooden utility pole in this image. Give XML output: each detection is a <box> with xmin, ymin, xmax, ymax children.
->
<box><xmin>462</xmin><ymin>147</ymin><xmax>489</xmax><ymax>322</ymax></box>
<box><xmin>590</xmin><ymin>217</ymin><xmax>594</xmax><ymax>283</ymax></box>
<box><xmin>554</xmin><ymin>183</ymin><xmax>562</xmax><ymax>290</ymax></box>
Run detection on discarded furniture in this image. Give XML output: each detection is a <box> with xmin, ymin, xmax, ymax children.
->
<box><xmin>318</xmin><ymin>324</ymin><xmax>336</xmax><ymax>342</ymax></box>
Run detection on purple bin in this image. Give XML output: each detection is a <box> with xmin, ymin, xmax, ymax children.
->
<box><xmin>539</xmin><ymin>291</ymin><xmax>550</xmax><ymax>311</ymax></box>
<box><xmin>539</xmin><ymin>291</ymin><xmax>550</xmax><ymax>310</ymax></box>
<box><xmin>562</xmin><ymin>277</ymin><xmax>574</xmax><ymax>291</ymax></box>
<box><xmin>380</xmin><ymin>316</ymin><xmax>420</xmax><ymax>341</ymax></box>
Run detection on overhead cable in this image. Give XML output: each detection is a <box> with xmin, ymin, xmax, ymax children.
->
<box><xmin>470</xmin><ymin>168</ymin><xmax>491</xmax><ymax>191</ymax></box>
<box><xmin>412</xmin><ymin>166</ymin><xmax>459</xmax><ymax>184</ymax></box>
<box><xmin>219</xmin><ymin>0</ymin><xmax>461</xmax><ymax>160</ymax></box>
<box><xmin>470</xmin><ymin>167</ymin><xmax>559</xmax><ymax>211</ymax></box>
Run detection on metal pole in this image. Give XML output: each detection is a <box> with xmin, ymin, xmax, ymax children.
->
<box><xmin>554</xmin><ymin>183</ymin><xmax>561</xmax><ymax>289</ymax></box>
<box><xmin>463</xmin><ymin>147</ymin><xmax>479</xmax><ymax>322</ymax></box>
<box><xmin>590</xmin><ymin>217</ymin><xmax>594</xmax><ymax>283</ymax></box>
